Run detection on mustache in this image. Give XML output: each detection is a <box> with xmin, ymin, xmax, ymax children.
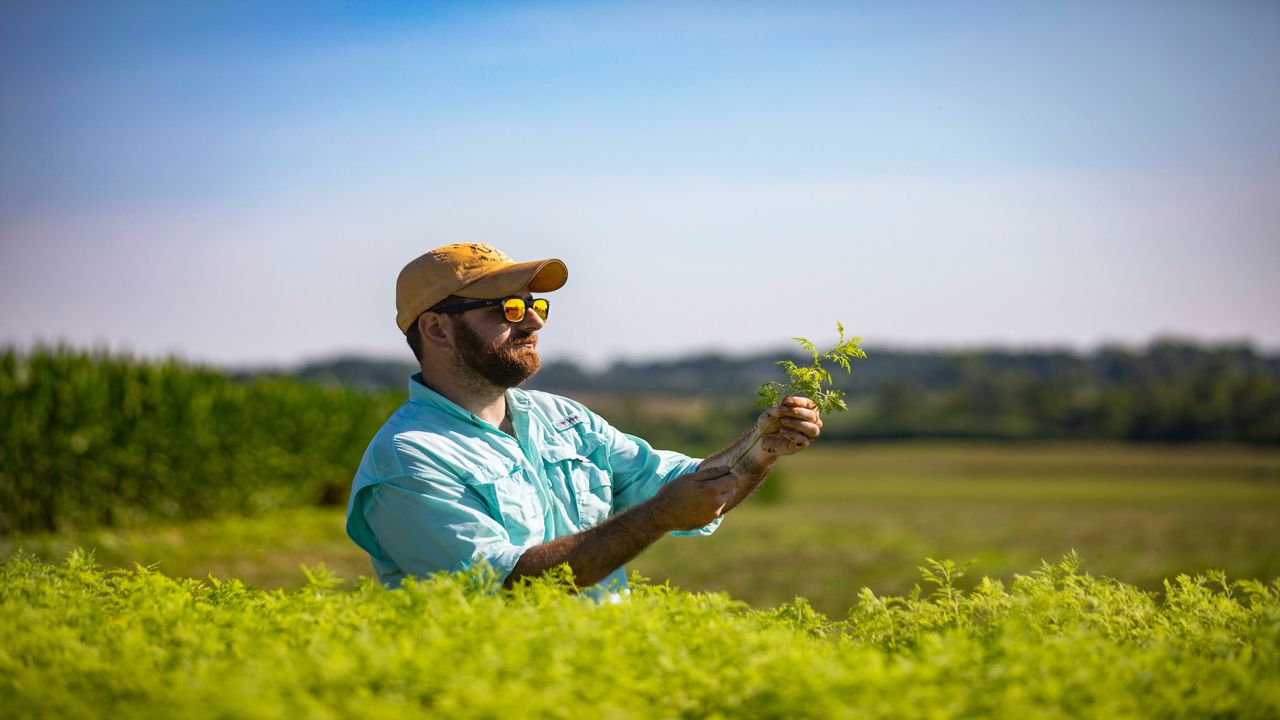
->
<box><xmin>506</xmin><ymin>331</ymin><xmax>538</xmax><ymax>346</ymax></box>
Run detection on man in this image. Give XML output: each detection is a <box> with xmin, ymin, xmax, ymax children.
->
<box><xmin>345</xmin><ymin>243</ymin><xmax>823</xmax><ymax>593</ymax></box>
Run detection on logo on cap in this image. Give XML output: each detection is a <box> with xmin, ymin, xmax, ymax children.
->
<box><xmin>469</xmin><ymin>244</ymin><xmax>509</xmax><ymax>262</ymax></box>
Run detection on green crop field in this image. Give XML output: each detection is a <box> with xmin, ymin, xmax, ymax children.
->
<box><xmin>3</xmin><ymin>550</ymin><xmax>1278</xmax><ymax>719</ymax></box>
<box><xmin>0</xmin><ymin>348</ymin><xmax>400</xmax><ymax>534</ymax></box>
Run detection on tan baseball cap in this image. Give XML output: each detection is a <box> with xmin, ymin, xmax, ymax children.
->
<box><xmin>395</xmin><ymin>243</ymin><xmax>568</xmax><ymax>333</ymax></box>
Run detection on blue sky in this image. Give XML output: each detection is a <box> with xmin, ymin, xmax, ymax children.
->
<box><xmin>2</xmin><ymin>1</ymin><xmax>1278</xmax><ymax>367</ymax></box>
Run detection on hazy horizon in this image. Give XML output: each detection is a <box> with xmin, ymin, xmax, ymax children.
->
<box><xmin>6</xmin><ymin>330</ymin><xmax>1275</xmax><ymax>376</ymax></box>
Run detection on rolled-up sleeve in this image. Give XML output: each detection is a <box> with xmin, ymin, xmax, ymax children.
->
<box><xmin>603</xmin><ymin>425</ymin><xmax>722</xmax><ymax>537</ymax></box>
<box><xmin>360</xmin><ymin>474</ymin><xmax>527</xmax><ymax>584</ymax></box>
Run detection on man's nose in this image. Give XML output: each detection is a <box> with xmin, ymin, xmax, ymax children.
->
<box><xmin>518</xmin><ymin>305</ymin><xmax>545</xmax><ymax>331</ymax></box>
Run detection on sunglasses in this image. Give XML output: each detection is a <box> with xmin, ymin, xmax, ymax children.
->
<box><xmin>431</xmin><ymin>296</ymin><xmax>550</xmax><ymax>323</ymax></box>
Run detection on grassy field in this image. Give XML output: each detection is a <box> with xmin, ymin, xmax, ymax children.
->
<box><xmin>5</xmin><ymin>442</ymin><xmax>1279</xmax><ymax>617</ymax></box>
<box><xmin>637</xmin><ymin>442</ymin><xmax>1280</xmax><ymax>615</ymax></box>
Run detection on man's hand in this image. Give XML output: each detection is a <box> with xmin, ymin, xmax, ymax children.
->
<box><xmin>649</xmin><ymin>465</ymin><xmax>738</xmax><ymax>531</ymax></box>
<box><xmin>507</xmin><ymin>465</ymin><xmax>737</xmax><ymax>589</ymax></box>
<box><xmin>756</xmin><ymin>396</ymin><xmax>823</xmax><ymax>458</ymax></box>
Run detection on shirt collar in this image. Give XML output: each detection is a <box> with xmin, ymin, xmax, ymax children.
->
<box><xmin>407</xmin><ymin>373</ymin><xmax>476</xmax><ymax>424</ymax></box>
<box><xmin>506</xmin><ymin>387</ymin><xmax>532</xmax><ymax>412</ymax></box>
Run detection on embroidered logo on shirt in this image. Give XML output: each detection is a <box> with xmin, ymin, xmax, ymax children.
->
<box><xmin>554</xmin><ymin>413</ymin><xmax>585</xmax><ymax>431</ymax></box>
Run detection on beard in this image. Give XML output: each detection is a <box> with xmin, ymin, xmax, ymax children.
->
<box><xmin>451</xmin><ymin>317</ymin><xmax>541</xmax><ymax>388</ymax></box>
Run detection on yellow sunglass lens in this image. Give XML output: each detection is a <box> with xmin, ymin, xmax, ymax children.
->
<box><xmin>530</xmin><ymin>299</ymin><xmax>549</xmax><ymax>320</ymax></box>
<box><xmin>502</xmin><ymin>299</ymin><xmax>526</xmax><ymax>322</ymax></box>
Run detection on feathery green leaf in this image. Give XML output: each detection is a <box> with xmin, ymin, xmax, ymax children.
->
<box><xmin>756</xmin><ymin>323</ymin><xmax>866</xmax><ymax>414</ymax></box>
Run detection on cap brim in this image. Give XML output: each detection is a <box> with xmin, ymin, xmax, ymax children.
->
<box><xmin>457</xmin><ymin>258</ymin><xmax>568</xmax><ymax>299</ymax></box>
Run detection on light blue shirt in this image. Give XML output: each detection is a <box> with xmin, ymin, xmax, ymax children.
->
<box><xmin>346</xmin><ymin>373</ymin><xmax>719</xmax><ymax>593</ymax></box>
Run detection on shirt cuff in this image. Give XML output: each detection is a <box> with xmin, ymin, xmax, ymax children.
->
<box><xmin>669</xmin><ymin>515</ymin><xmax>723</xmax><ymax>537</ymax></box>
<box><xmin>476</xmin><ymin>543</ymin><xmax>528</xmax><ymax>584</ymax></box>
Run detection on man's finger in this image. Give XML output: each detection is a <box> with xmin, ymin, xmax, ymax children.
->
<box><xmin>779</xmin><ymin>428</ymin><xmax>811</xmax><ymax>444</ymax></box>
<box><xmin>779</xmin><ymin>417</ymin><xmax>822</xmax><ymax>438</ymax></box>
<box><xmin>780</xmin><ymin>406</ymin><xmax>821</xmax><ymax>422</ymax></box>
<box><xmin>692</xmin><ymin>473</ymin><xmax>738</xmax><ymax>502</ymax></box>
<box><xmin>690</xmin><ymin>465</ymin><xmax>732</xmax><ymax>482</ymax></box>
<box><xmin>783</xmin><ymin>396</ymin><xmax>817</xmax><ymax>409</ymax></box>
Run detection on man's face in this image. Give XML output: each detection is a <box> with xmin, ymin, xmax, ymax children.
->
<box><xmin>449</xmin><ymin>301</ymin><xmax>542</xmax><ymax>388</ymax></box>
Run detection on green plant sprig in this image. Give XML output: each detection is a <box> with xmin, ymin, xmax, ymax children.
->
<box><xmin>756</xmin><ymin>321</ymin><xmax>866</xmax><ymax>413</ymax></box>
<box><xmin>731</xmin><ymin>322</ymin><xmax>866</xmax><ymax>469</ymax></box>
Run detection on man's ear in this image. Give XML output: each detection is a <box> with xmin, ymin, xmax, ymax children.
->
<box><xmin>418</xmin><ymin>312</ymin><xmax>454</xmax><ymax>350</ymax></box>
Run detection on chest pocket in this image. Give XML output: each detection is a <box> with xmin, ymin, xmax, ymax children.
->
<box><xmin>541</xmin><ymin>434</ymin><xmax>613</xmax><ymax>528</ymax></box>
<box><xmin>473</xmin><ymin>466</ymin><xmax>544</xmax><ymax>544</ymax></box>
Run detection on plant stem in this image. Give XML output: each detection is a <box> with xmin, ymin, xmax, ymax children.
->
<box><xmin>728</xmin><ymin>418</ymin><xmax>780</xmax><ymax>471</ymax></box>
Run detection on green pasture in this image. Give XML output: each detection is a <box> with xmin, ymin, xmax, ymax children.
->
<box><xmin>5</xmin><ymin>442</ymin><xmax>1279</xmax><ymax>617</ymax></box>
<box><xmin>637</xmin><ymin>442</ymin><xmax>1280</xmax><ymax>615</ymax></box>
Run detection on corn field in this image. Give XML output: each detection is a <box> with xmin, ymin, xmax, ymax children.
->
<box><xmin>0</xmin><ymin>348</ymin><xmax>400</xmax><ymax>535</ymax></box>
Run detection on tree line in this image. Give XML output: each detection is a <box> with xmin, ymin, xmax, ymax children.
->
<box><xmin>279</xmin><ymin>339</ymin><xmax>1280</xmax><ymax>446</ymax></box>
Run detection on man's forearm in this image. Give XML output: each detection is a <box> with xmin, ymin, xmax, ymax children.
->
<box><xmin>504</xmin><ymin>501</ymin><xmax>668</xmax><ymax>589</ymax></box>
<box><xmin>699</xmin><ymin>425</ymin><xmax>777</xmax><ymax>513</ymax></box>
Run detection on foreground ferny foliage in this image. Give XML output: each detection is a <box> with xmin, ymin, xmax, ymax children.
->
<box><xmin>3</xmin><ymin>553</ymin><xmax>1277</xmax><ymax>719</ymax></box>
